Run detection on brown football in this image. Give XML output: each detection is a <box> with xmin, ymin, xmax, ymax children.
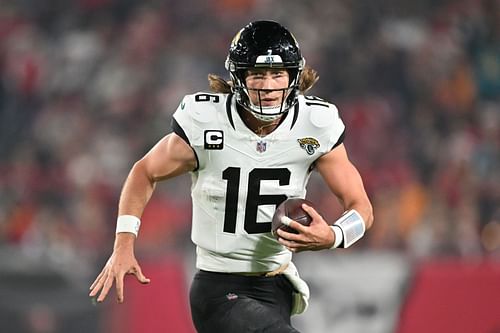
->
<box><xmin>271</xmin><ymin>198</ymin><xmax>314</xmax><ymax>238</ymax></box>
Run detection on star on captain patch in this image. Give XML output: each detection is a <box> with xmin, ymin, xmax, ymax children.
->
<box><xmin>297</xmin><ymin>137</ymin><xmax>320</xmax><ymax>155</ymax></box>
<box><xmin>256</xmin><ymin>140</ymin><xmax>267</xmax><ymax>153</ymax></box>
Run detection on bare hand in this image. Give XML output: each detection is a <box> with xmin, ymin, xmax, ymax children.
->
<box><xmin>89</xmin><ymin>247</ymin><xmax>150</xmax><ymax>304</ymax></box>
<box><xmin>277</xmin><ymin>203</ymin><xmax>335</xmax><ymax>252</ymax></box>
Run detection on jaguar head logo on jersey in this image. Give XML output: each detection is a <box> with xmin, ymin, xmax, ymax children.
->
<box><xmin>204</xmin><ymin>130</ymin><xmax>224</xmax><ymax>150</ymax></box>
<box><xmin>297</xmin><ymin>137</ymin><xmax>320</xmax><ymax>155</ymax></box>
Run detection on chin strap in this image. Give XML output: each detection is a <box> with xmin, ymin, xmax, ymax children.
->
<box><xmin>251</xmin><ymin>110</ymin><xmax>283</xmax><ymax>122</ymax></box>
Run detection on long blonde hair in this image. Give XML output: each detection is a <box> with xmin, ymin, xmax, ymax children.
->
<box><xmin>208</xmin><ymin>66</ymin><xmax>319</xmax><ymax>94</ymax></box>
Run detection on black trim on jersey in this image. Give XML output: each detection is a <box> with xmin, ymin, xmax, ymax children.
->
<box><xmin>331</xmin><ymin>128</ymin><xmax>345</xmax><ymax>150</ymax></box>
<box><xmin>171</xmin><ymin>118</ymin><xmax>200</xmax><ymax>171</ymax></box>
<box><xmin>290</xmin><ymin>102</ymin><xmax>299</xmax><ymax>130</ymax></box>
<box><xmin>226</xmin><ymin>93</ymin><xmax>235</xmax><ymax>130</ymax></box>
<box><xmin>172</xmin><ymin>118</ymin><xmax>189</xmax><ymax>144</ymax></box>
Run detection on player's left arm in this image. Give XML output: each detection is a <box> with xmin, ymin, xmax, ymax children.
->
<box><xmin>315</xmin><ymin>143</ymin><xmax>374</xmax><ymax>230</ymax></box>
<box><xmin>277</xmin><ymin>144</ymin><xmax>373</xmax><ymax>252</ymax></box>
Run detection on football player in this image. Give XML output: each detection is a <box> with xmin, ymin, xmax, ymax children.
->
<box><xmin>89</xmin><ymin>20</ymin><xmax>373</xmax><ymax>332</ymax></box>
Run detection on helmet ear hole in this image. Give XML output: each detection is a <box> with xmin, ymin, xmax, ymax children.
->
<box><xmin>236</xmin><ymin>69</ymin><xmax>248</xmax><ymax>83</ymax></box>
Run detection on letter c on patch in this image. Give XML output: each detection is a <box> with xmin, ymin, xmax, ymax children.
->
<box><xmin>204</xmin><ymin>130</ymin><xmax>223</xmax><ymax>149</ymax></box>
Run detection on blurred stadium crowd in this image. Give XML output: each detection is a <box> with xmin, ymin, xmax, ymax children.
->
<box><xmin>0</xmin><ymin>0</ymin><xmax>499</xmax><ymax>329</ymax></box>
<box><xmin>2</xmin><ymin>0</ymin><xmax>498</xmax><ymax>263</ymax></box>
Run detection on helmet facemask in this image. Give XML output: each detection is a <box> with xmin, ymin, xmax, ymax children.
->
<box><xmin>228</xmin><ymin>67</ymin><xmax>302</xmax><ymax>122</ymax></box>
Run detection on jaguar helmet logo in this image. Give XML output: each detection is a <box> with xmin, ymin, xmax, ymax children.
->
<box><xmin>297</xmin><ymin>137</ymin><xmax>320</xmax><ymax>155</ymax></box>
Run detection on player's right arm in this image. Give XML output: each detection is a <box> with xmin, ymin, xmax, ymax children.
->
<box><xmin>89</xmin><ymin>132</ymin><xmax>197</xmax><ymax>303</ymax></box>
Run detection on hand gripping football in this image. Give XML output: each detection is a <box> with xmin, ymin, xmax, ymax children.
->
<box><xmin>271</xmin><ymin>198</ymin><xmax>315</xmax><ymax>238</ymax></box>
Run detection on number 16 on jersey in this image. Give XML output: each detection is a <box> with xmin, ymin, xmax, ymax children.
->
<box><xmin>222</xmin><ymin>167</ymin><xmax>290</xmax><ymax>234</ymax></box>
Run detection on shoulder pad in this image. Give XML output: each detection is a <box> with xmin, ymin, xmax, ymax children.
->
<box><xmin>310</xmin><ymin>104</ymin><xmax>340</xmax><ymax>128</ymax></box>
<box><xmin>179</xmin><ymin>92</ymin><xmax>225</xmax><ymax>123</ymax></box>
<box><xmin>301</xmin><ymin>96</ymin><xmax>340</xmax><ymax>128</ymax></box>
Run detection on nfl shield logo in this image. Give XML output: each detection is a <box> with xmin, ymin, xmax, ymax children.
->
<box><xmin>256</xmin><ymin>141</ymin><xmax>267</xmax><ymax>153</ymax></box>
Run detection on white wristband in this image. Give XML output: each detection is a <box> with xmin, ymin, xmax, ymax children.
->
<box><xmin>332</xmin><ymin>210</ymin><xmax>366</xmax><ymax>248</ymax></box>
<box><xmin>330</xmin><ymin>225</ymin><xmax>344</xmax><ymax>249</ymax></box>
<box><xmin>116</xmin><ymin>215</ymin><xmax>141</xmax><ymax>237</ymax></box>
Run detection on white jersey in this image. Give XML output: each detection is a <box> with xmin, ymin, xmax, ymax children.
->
<box><xmin>172</xmin><ymin>93</ymin><xmax>345</xmax><ymax>273</ymax></box>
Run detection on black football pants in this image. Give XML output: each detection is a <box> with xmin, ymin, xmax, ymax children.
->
<box><xmin>189</xmin><ymin>270</ymin><xmax>300</xmax><ymax>333</ymax></box>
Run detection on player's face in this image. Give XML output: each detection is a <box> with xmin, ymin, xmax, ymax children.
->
<box><xmin>245</xmin><ymin>69</ymin><xmax>290</xmax><ymax>108</ymax></box>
